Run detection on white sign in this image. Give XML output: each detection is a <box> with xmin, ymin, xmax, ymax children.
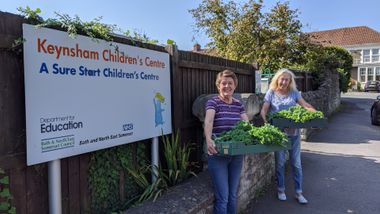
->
<box><xmin>261</xmin><ymin>77</ymin><xmax>269</xmax><ymax>93</ymax></box>
<box><xmin>23</xmin><ymin>24</ymin><xmax>172</xmax><ymax>165</ymax></box>
<box><xmin>255</xmin><ymin>70</ymin><xmax>261</xmax><ymax>94</ymax></box>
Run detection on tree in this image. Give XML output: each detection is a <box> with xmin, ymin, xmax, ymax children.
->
<box><xmin>190</xmin><ymin>0</ymin><xmax>314</xmax><ymax>72</ymax></box>
<box><xmin>324</xmin><ymin>46</ymin><xmax>353</xmax><ymax>92</ymax></box>
<box><xmin>292</xmin><ymin>44</ymin><xmax>353</xmax><ymax>92</ymax></box>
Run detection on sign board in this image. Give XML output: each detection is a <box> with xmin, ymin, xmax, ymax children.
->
<box><xmin>261</xmin><ymin>77</ymin><xmax>269</xmax><ymax>93</ymax></box>
<box><xmin>255</xmin><ymin>70</ymin><xmax>261</xmax><ymax>94</ymax></box>
<box><xmin>23</xmin><ymin>24</ymin><xmax>172</xmax><ymax>165</ymax></box>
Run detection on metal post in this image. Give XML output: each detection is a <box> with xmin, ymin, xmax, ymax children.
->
<box><xmin>48</xmin><ymin>159</ymin><xmax>62</xmax><ymax>214</ymax></box>
<box><xmin>151</xmin><ymin>137</ymin><xmax>159</xmax><ymax>182</ymax></box>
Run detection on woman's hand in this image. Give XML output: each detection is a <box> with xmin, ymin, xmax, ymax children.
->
<box><xmin>204</xmin><ymin>109</ymin><xmax>217</xmax><ymax>155</ymax></box>
<box><xmin>207</xmin><ymin>139</ymin><xmax>218</xmax><ymax>155</ymax></box>
<box><xmin>298</xmin><ymin>97</ymin><xmax>316</xmax><ymax>112</ymax></box>
<box><xmin>261</xmin><ymin>102</ymin><xmax>270</xmax><ymax>123</ymax></box>
<box><xmin>306</xmin><ymin>107</ymin><xmax>317</xmax><ymax>112</ymax></box>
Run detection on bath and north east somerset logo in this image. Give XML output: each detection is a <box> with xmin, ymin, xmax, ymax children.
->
<box><xmin>39</xmin><ymin>116</ymin><xmax>82</xmax><ymax>152</ymax></box>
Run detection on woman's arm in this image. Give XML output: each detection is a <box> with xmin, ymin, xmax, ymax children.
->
<box><xmin>298</xmin><ymin>97</ymin><xmax>316</xmax><ymax>112</ymax></box>
<box><xmin>204</xmin><ymin>109</ymin><xmax>218</xmax><ymax>155</ymax></box>
<box><xmin>241</xmin><ymin>113</ymin><xmax>249</xmax><ymax>122</ymax></box>
<box><xmin>260</xmin><ymin>102</ymin><xmax>270</xmax><ymax>123</ymax></box>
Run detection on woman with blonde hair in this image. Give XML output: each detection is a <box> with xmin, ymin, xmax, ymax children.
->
<box><xmin>260</xmin><ymin>68</ymin><xmax>315</xmax><ymax>204</ymax></box>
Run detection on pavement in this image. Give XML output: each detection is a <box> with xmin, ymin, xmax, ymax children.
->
<box><xmin>247</xmin><ymin>92</ymin><xmax>380</xmax><ymax>214</ymax></box>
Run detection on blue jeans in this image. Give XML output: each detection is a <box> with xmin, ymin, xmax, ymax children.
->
<box><xmin>208</xmin><ymin>155</ymin><xmax>244</xmax><ymax>214</ymax></box>
<box><xmin>275</xmin><ymin>135</ymin><xmax>303</xmax><ymax>193</ymax></box>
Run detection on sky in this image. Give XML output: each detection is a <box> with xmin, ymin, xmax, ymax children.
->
<box><xmin>2</xmin><ymin>0</ymin><xmax>380</xmax><ymax>51</ymax></box>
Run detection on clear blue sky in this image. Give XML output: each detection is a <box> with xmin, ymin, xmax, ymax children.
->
<box><xmin>2</xmin><ymin>0</ymin><xmax>380</xmax><ymax>51</ymax></box>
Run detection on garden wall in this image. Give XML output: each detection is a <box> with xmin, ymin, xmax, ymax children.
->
<box><xmin>301</xmin><ymin>69</ymin><xmax>341</xmax><ymax>139</ymax></box>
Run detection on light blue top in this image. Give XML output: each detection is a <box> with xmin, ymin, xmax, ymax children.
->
<box><xmin>264</xmin><ymin>89</ymin><xmax>302</xmax><ymax>136</ymax></box>
<box><xmin>264</xmin><ymin>89</ymin><xmax>301</xmax><ymax>113</ymax></box>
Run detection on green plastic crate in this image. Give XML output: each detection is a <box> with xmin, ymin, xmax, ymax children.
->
<box><xmin>270</xmin><ymin>118</ymin><xmax>327</xmax><ymax>129</ymax></box>
<box><xmin>215</xmin><ymin>141</ymin><xmax>291</xmax><ymax>156</ymax></box>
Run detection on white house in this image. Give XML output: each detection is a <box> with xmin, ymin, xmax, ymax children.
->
<box><xmin>308</xmin><ymin>26</ymin><xmax>380</xmax><ymax>87</ymax></box>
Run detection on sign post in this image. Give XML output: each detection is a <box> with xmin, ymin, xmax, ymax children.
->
<box><xmin>48</xmin><ymin>159</ymin><xmax>62</xmax><ymax>214</ymax></box>
<box><xmin>151</xmin><ymin>137</ymin><xmax>159</xmax><ymax>182</ymax></box>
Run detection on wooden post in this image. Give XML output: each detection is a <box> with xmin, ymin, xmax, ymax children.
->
<box><xmin>303</xmin><ymin>72</ymin><xmax>308</xmax><ymax>92</ymax></box>
<box><xmin>165</xmin><ymin>44</ymin><xmax>182</xmax><ymax>130</ymax></box>
<box><xmin>252</xmin><ymin>66</ymin><xmax>257</xmax><ymax>93</ymax></box>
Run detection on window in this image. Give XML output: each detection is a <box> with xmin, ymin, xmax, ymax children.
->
<box><xmin>363</xmin><ymin>49</ymin><xmax>370</xmax><ymax>63</ymax></box>
<box><xmin>376</xmin><ymin>67</ymin><xmax>380</xmax><ymax>81</ymax></box>
<box><xmin>368</xmin><ymin>67</ymin><xmax>374</xmax><ymax>81</ymax></box>
<box><xmin>372</xmin><ymin>49</ymin><xmax>379</xmax><ymax>62</ymax></box>
<box><xmin>360</xmin><ymin>68</ymin><xmax>366</xmax><ymax>82</ymax></box>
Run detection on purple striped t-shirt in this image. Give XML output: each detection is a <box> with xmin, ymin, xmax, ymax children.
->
<box><xmin>206</xmin><ymin>96</ymin><xmax>246</xmax><ymax>136</ymax></box>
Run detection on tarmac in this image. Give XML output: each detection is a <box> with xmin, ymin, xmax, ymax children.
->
<box><xmin>247</xmin><ymin>92</ymin><xmax>380</xmax><ymax>214</ymax></box>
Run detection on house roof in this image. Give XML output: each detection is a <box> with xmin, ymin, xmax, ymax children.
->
<box><xmin>191</xmin><ymin>43</ymin><xmax>219</xmax><ymax>56</ymax></box>
<box><xmin>307</xmin><ymin>26</ymin><xmax>380</xmax><ymax>46</ymax></box>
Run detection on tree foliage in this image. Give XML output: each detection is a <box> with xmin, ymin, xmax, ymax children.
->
<box><xmin>324</xmin><ymin>46</ymin><xmax>353</xmax><ymax>92</ymax></box>
<box><xmin>190</xmin><ymin>0</ymin><xmax>353</xmax><ymax>92</ymax></box>
<box><xmin>190</xmin><ymin>0</ymin><xmax>315</xmax><ymax>71</ymax></box>
<box><xmin>291</xmin><ymin>45</ymin><xmax>353</xmax><ymax>92</ymax></box>
<box><xmin>322</xmin><ymin>47</ymin><xmax>352</xmax><ymax>92</ymax></box>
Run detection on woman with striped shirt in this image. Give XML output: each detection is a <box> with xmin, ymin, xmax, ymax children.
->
<box><xmin>204</xmin><ymin>69</ymin><xmax>249</xmax><ymax>214</ymax></box>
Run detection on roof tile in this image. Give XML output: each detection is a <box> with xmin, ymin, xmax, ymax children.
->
<box><xmin>307</xmin><ymin>26</ymin><xmax>380</xmax><ymax>46</ymax></box>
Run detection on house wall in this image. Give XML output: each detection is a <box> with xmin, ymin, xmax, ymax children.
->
<box><xmin>345</xmin><ymin>45</ymin><xmax>380</xmax><ymax>84</ymax></box>
<box><xmin>350</xmin><ymin>67</ymin><xmax>359</xmax><ymax>90</ymax></box>
<box><xmin>351</xmin><ymin>67</ymin><xmax>358</xmax><ymax>81</ymax></box>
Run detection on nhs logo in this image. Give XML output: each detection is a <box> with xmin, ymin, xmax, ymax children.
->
<box><xmin>123</xmin><ymin>123</ymin><xmax>134</xmax><ymax>131</ymax></box>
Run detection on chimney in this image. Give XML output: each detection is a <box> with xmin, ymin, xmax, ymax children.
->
<box><xmin>193</xmin><ymin>43</ymin><xmax>201</xmax><ymax>52</ymax></box>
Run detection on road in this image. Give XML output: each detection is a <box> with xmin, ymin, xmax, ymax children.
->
<box><xmin>247</xmin><ymin>92</ymin><xmax>380</xmax><ymax>214</ymax></box>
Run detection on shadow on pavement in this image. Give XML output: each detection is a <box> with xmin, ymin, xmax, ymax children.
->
<box><xmin>247</xmin><ymin>151</ymin><xmax>380</xmax><ymax>214</ymax></box>
<box><xmin>306</xmin><ymin>99</ymin><xmax>380</xmax><ymax>144</ymax></box>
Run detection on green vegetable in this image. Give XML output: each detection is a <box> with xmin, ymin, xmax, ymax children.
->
<box><xmin>215</xmin><ymin>121</ymin><xmax>288</xmax><ymax>146</ymax></box>
<box><xmin>269</xmin><ymin>106</ymin><xmax>324</xmax><ymax>123</ymax></box>
<box><xmin>249</xmin><ymin>124</ymin><xmax>288</xmax><ymax>146</ymax></box>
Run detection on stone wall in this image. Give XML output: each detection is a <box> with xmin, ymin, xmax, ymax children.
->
<box><xmin>301</xmin><ymin>69</ymin><xmax>340</xmax><ymax>117</ymax></box>
<box><xmin>126</xmin><ymin>153</ymin><xmax>274</xmax><ymax>214</ymax></box>
<box><xmin>300</xmin><ymin>69</ymin><xmax>340</xmax><ymax>139</ymax></box>
<box><xmin>237</xmin><ymin>152</ymin><xmax>274</xmax><ymax>211</ymax></box>
<box><xmin>126</xmin><ymin>69</ymin><xmax>340</xmax><ymax>213</ymax></box>
<box><xmin>126</xmin><ymin>172</ymin><xmax>214</xmax><ymax>214</ymax></box>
